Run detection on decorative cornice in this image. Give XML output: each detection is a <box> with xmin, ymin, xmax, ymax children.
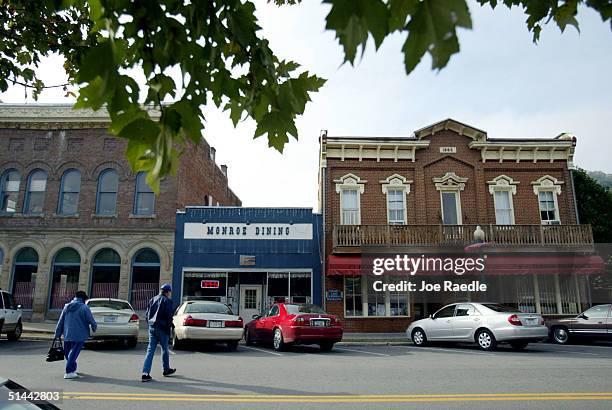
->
<box><xmin>380</xmin><ymin>174</ymin><xmax>413</xmax><ymax>194</ymax></box>
<box><xmin>334</xmin><ymin>173</ymin><xmax>366</xmax><ymax>194</ymax></box>
<box><xmin>433</xmin><ymin>172</ymin><xmax>468</xmax><ymax>191</ymax></box>
<box><xmin>487</xmin><ymin>174</ymin><xmax>519</xmax><ymax>195</ymax></box>
<box><xmin>0</xmin><ymin>104</ymin><xmax>161</xmax><ymax>129</ymax></box>
<box><xmin>532</xmin><ymin>175</ymin><xmax>564</xmax><ymax>195</ymax></box>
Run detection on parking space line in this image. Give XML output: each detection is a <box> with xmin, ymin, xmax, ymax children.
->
<box><xmin>335</xmin><ymin>347</ymin><xmax>391</xmax><ymax>357</ymax></box>
<box><xmin>240</xmin><ymin>346</ymin><xmax>283</xmax><ymax>356</ymax></box>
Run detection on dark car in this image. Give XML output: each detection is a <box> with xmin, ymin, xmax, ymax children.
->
<box><xmin>244</xmin><ymin>303</ymin><xmax>343</xmax><ymax>352</ymax></box>
<box><xmin>547</xmin><ymin>304</ymin><xmax>611</xmax><ymax>344</ymax></box>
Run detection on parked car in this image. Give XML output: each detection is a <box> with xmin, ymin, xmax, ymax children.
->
<box><xmin>547</xmin><ymin>304</ymin><xmax>611</xmax><ymax>344</ymax></box>
<box><xmin>406</xmin><ymin>303</ymin><xmax>548</xmax><ymax>351</ymax></box>
<box><xmin>244</xmin><ymin>303</ymin><xmax>343</xmax><ymax>352</ymax></box>
<box><xmin>0</xmin><ymin>289</ymin><xmax>22</xmax><ymax>341</ymax></box>
<box><xmin>86</xmin><ymin>298</ymin><xmax>139</xmax><ymax>347</ymax></box>
<box><xmin>172</xmin><ymin>300</ymin><xmax>243</xmax><ymax>350</ymax></box>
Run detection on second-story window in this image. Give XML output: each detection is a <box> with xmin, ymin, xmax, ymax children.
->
<box><xmin>341</xmin><ymin>189</ymin><xmax>359</xmax><ymax>225</ymax></box>
<box><xmin>0</xmin><ymin>169</ymin><xmax>20</xmax><ymax>213</ymax></box>
<box><xmin>134</xmin><ymin>172</ymin><xmax>155</xmax><ymax>215</ymax></box>
<box><xmin>487</xmin><ymin>175</ymin><xmax>518</xmax><ymax>225</ymax></box>
<box><xmin>434</xmin><ymin>172</ymin><xmax>467</xmax><ymax>225</ymax></box>
<box><xmin>532</xmin><ymin>175</ymin><xmax>563</xmax><ymax>225</ymax></box>
<box><xmin>58</xmin><ymin>169</ymin><xmax>81</xmax><ymax>215</ymax></box>
<box><xmin>96</xmin><ymin>169</ymin><xmax>118</xmax><ymax>215</ymax></box>
<box><xmin>381</xmin><ymin>174</ymin><xmax>411</xmax><ymax>225</ymax></box>
<box><xmin>538</xmin><ymin>191</ymin><xmax>559</xmax><ymax>224</ymax></box>
<box><xmin>24</xmin><ymin>170</ymin><xmax>47</xmax><ymax>214</ymax></box>
<box><xmin>334</xmin><ymin>173</ymin><xmax>366</xmax><ymax>225</ymax></box>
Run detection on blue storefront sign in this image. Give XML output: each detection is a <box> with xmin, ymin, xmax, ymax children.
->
<box><xmin>173</xmin><ymin>207</ymin><xmax>322</xmax><ymax>317</ymax></box>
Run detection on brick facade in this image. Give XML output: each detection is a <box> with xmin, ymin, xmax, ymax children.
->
<box><xmin>0</xmin><ymin>105</ymin><xmax>240</xmax><ymax>320</ymax></box>
<box><xmin>320</xmin><ymin>119</ymin><xmax>583</xmax><ymax>332</ymax></box>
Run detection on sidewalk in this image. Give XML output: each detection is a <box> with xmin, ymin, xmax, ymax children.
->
<box><xmin>21</xmin><ymin>321</ymin><xmax>408</xmax><ymax>345</ymax></box>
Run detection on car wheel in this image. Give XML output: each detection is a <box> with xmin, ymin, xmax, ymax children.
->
<box><xmin>476</xmin><ymin>329</ymin><xmax>497</xmax><ymax>351</ymax></box>
<box><xmin>273</xmin><ymin>328</ymin><xmax>285</xmax><ymax>351</ymax></box>
<box><xmin>245</xmin><ymin>328</ymin><xmax>254</xmax><ymax>346</ymax></box>
<box><xmin>510</xmin><ymin>341</ymin><xmax>529</xmax><ymax>350</ymax></box>
<box><xmin>552</xmin><ymin>326</ymin><xmax>570</xmax><ymax>345</ymax></box>
<box><xmin>411</xmin><ymin>328</ymin><xmax>427</xmax><ymax>346</ymax></box>
<box><xmin>7</xmin><ymin>321</ymin><xmax>22</xmax><ymax>341</ymax></box>
<box><xmin>126</xmin><ymin>337</ymin><xmax>138</xmax><ymax>348</ymax></box>
<box><xmin>227</xmin><ymin>341</ymin><xmax>239</xmax><ymax>351</ymax></box>
<box><xmin>172</xmin><ymin>334</ymin><xmax>184</xmax><ymax>350</ymax></box>
<box><xmin>319</xmin><ymin>342</ymin><xmax>334</xmax><ymax>352</ymax></box>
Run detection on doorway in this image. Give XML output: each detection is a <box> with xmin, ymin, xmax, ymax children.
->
<box><xmin>240</xmin><ymin>285</ymin><xmax>262</xmax><ymax>320</ymax></box>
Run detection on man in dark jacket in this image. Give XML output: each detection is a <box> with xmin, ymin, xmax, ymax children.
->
<box><xmin>54</xmin><ymin>290</ymin><xmax>97</xmax><ymax>379</ymax></box>
<box><xmin>141</xmin><ymin>283</ymin><xmax>176</xmax><ymax>382</ymax></box>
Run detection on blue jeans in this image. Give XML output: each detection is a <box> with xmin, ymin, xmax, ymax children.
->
<box><xmin>64</xmin><ymin>341</ymin><xmax>85</xmax><ymax>374</ymax></box>
<box><xmin>142</xmin><ymin>326</ymin><xmax>170</xmax><ymax>375</ymax></box>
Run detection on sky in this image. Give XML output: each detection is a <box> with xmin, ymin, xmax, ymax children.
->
<box><xmin>2</xmin><ymin>1</ymin><xmax>611</xmax><ymax>210</ymax></box>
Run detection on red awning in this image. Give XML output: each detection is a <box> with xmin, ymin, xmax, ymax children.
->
<box><xmin>326</xmin><ymin>254</ymin><xmax>605</xmax><ymax>276</ymax></box>
<box><xmin>326</xmin><ymin>255</ymin><xmax>362</xmax><ymax>276</ymax></box>
<box><xmin>483</xmin><ymin>254</ymin><xmax>605</xmax><ymax>276</ymax></box>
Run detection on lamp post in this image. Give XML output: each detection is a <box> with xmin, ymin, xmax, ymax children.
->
<box><xmin>473</xmin><ymin>226</ymin><xmax>486</xmax><ymax>301</ymax></box>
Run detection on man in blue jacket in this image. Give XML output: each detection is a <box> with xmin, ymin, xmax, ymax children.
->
<box><xmin>141</xmin><ymin>283</ymin><xmax>176</xmax><ymax>382</ymax></box>
<box><xmin>54</xmin><ymin>290</ymin><xmax>97</xmax><ymax>379</ymax></box>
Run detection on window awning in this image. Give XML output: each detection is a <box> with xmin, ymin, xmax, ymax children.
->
<box><xmin>326</xmin><ymin>255</ymin><xmax>362</xmax><ymax>276</ymax></box>
<box><xmin>326</xmin><ymin>254</ymin><xmax>605</xmax><ymax>276</ymax></box>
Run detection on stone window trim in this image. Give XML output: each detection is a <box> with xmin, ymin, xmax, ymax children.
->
<box><xmin>91</xmin><ymin>213</ymin><xmax>118</xmax><ymax>219</ymax></box>
<box><xmin>334</xmin><ymin>173</ymin><xmax>366</xmax><ymax>225</ymax></box>
<box><xmin>487</xmin><ymin>175</ymin><xmax>519</xmax><ymax>225</ymax></box>
<box><xmin>532</xmin><ymin>175</ymin><xmax>563</xmax><ymax>224</ymax></box>
<box><xmin>434</xmin><ymin>172</ymin><xmax>467</xmax><ymax>225</ymax></box>
<box><xmin>129</xmin><ymin>213</ymin><xmax>157</xmax><ymax>219</ymax></box>
<box><xmin>380</xmin><ymin>174</ymin><xmax>412</xmax><ymax>225</ymax></box>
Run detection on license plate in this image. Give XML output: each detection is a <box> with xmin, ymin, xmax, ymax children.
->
<box><xmin>311</xmin><ymin>320</ymin><xmax>328</xmax><ymax>327</ymax></box>
<box><xmin>104</xmin><ymin>315</ymin><xmax>117</xmax><ymax>323</ymax></box>
<box><xmin>525</xmin><ymin>318</ymin><xmax>537</xmax><ymax>326</ymax></box>
<box><xmin>208</xmin><ymin>321</ymin><xmax>223</xmax><ymax>328</ymax></box>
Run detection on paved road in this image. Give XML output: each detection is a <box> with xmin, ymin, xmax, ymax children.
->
<box><xmin>1</xmin><ymin>338</ymin><xmax>612</xmax><ymax>410</ymax></box>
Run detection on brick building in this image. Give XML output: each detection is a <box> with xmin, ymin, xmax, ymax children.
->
<box><xmin>0</xmin><ymin>104</ymin><xmax>240</xmax><ymax>320</ymax></box>
<box><xmin>319</xmin><ymin>119</ymin><xmax>603</xmax><ymax>333</ymax></box>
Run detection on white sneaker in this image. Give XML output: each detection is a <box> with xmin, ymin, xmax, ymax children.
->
<box><xmin>64</xmin><ymin>372</ymin><xmax>78</xmax><ymax>379</ymax></box>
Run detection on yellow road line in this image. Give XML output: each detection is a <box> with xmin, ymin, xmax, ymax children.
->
<box><xmin>61</xmin><ymin>392</ymin><xmax>612</xmax><ymax>403</ymax></box>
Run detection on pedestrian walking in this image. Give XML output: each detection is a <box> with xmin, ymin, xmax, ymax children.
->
<box><xmin>141</xmin><ymin>283</ymin><xmax>176</xmax><ymax>382</ymax></box>
<box><xmin>53</xmin><ymin>290</ymin><xmax>97</xmax><ymax>379</ymax></box>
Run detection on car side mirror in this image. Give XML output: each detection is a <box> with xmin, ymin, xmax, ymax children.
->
<box><xmin>17</xmin><ymin>304</ymin><xmax>22</xmax><ymax>310</ymax></box>
<box><xmin>252</xmin><ymin>314</ymin><xmax>261</xmax><ymax>320</ymax></box>
<box><xmin>429</xmin><ymin>314</ymin><xmax>435</xmax><ymax>320</ymax></box>
<box><xmin>578</xmin><ymin>313</ymin><xmax>588</xmax><ymax>320</ymax></box>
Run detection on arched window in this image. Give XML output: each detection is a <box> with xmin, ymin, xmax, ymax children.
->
<box><xmin>91</xmin><ymin>248</ymin><xmax>120</xmax><ymax>298</ymax></box>
<box><xmin>134</xmin><ymin>172</ymin><xmax>155</xmax><ymax>216</ymax></box>
<box><xmin>0</xmin><ymin>169</ymin><xmax>20</xmax><ymax>213</ymax></box>
<box><xmin>96</xmin><ymin>169</ymin><xmax>118</xmax><ymax>215</ymax></box>
<box><xmin>24</xmin><ymin>170</ymin><xmax>48</xmax><ymax>214</ymax></box>
<box><xmin>131</xmin><ymin>248</ymin><xmax>161</xmax><ymax>310</ymax></box>
<box><xmin>58</xmin><ymin>170</ymin><xmax>81</xmax><ymax>215</ymax></box>
<box><xmin>12</xmin><ymin>247</ymin><xmax>38</xmax><ymax>309</ymax></box>
<box><xmin>49</xmin><ymin>248</ymin><xmax>81</xmax><ymax>309</ymax></box>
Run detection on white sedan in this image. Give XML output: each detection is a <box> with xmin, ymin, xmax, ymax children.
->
<box><xmin>406</xmin><ymin>302</ymin><xmax>548</xmax><ymax>351</ymax></box>
<box><xmin>86</xmin><ymin>298</ymin><xmax>140</xmax><ymax>348</ymax></box>
<box><xmin>172</xmin><ymin>301</ymin><xmax>244</xmax><ymax>350</ymax></box>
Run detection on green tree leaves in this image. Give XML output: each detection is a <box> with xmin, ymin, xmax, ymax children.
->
<box><xmin>1</xmin><ymin>0</ymin><xmax>611</xmax><ymax>192</ymax></box>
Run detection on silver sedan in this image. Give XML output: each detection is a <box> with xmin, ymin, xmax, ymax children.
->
<box><xmin>406</xmin><ymin>303</ymin><xmax>548</xmax><ymax>351</ymax></box>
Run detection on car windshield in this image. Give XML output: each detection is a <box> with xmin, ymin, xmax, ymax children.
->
<box><xmin>88</xmin><ymin>300</ymin><xmax>132</xmax><ymax>310</ymax></box>
<box><xmin>284</xmin><ymin>304</ymin><xmax>326</xmax><ymax>315</ymax></box>
<box><xmin>185</xmin><ymin>303</ymin><xmax>232</xmax><ymax>315</ymax></box>
<box><xmin>481</xmin><ymin>303</ymin><xmax>522</xmax><ymax>313</ymax></box>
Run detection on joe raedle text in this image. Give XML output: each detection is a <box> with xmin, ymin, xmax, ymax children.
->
<box><xmin>372</xmin><ymin>280</ymin><xmax>487</xmax><ymax>293</ymax></box>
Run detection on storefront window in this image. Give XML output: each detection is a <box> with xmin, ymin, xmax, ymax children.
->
<box><xmin>267</xmin><ymin>272</ymin><xmax>312</xmax><ymax>306</ymax></box>
<box><xmin>344</xmin><ymin>276</ymin><xmax>362</xmax><ymax>317</ymax></box>
<box><xmin>91</xmin><ymin>248</ymin><xmax>120</xmax><ymax>299</ymax></box>
<box><xmin>267</xmin><ymin>273</ymin><xmax>289</xmax><ymax>304</ymax></box>
<box><xmin>290</xmin><ymin>273</ymin><xmax>311</xmax><ymax>304</ymax></box>
<box><xmin>345</xmin><ymin>275</ymin><xmax>409</xmax><ymax>317</ymax></box>
<box><xmin>11</xmin><ymin>247</ymin><xmax>38</xmax><ymax>310</ymax></box>
<box><xmin>183</xmin><ymin>272</ymin><xmax>227</xmax><ymax>303</ymax></box>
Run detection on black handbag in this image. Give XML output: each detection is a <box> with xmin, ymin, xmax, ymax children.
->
<box><xmin>46</xmin><ymin>338</ymin><xmax>65</xmax><ymax>362</ymax></box>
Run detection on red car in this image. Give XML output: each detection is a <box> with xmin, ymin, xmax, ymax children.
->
<box><xmin>244</xmin><ymin>303</ymin><xmax>343</xmax><ymax>351</ymax></box>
